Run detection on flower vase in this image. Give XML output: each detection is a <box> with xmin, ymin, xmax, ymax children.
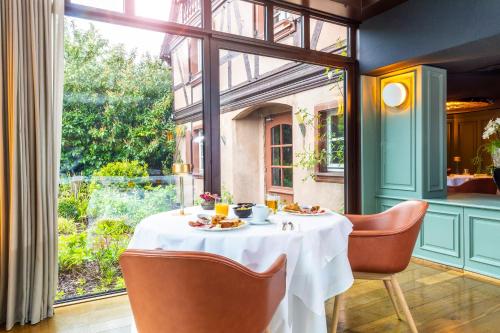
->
<box><xmin>493</xmin><ymin>148</ymin><xmax>500</xmax><ymax>191</ymax></box>
<box><xmin>201</xmin><ymin>201</ymin><xmax>215</xmax><ymax>210</ymax></box>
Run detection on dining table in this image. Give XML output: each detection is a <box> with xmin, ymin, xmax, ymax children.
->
<box><xmin>127</xmin><ymin>206</ymin><xmax>354</xmax><ymax>333</ymax></box>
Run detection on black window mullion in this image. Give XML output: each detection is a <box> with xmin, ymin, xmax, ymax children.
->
<box><xmin>265</xmin><ymin>3</ymin><xmax>274</xmax><ymax>42</ymax></box>
<box><xmin>303</xmin><ymin>12</ymin><xmax>310</xmax><ymax>50</ymax></box>
<box><xmin>202</xmin><ymin>0</ymin><xmax>212</xmax><ymax>30</ymax></box>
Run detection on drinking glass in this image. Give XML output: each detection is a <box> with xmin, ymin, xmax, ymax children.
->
<box><xmin>265</xmin><ymin>194</ymin><xmax>280</xmax><ymax>214</ymax></box>
<box><xmin>215</xmin><ymin>197</ymin><xmax>229</xmax><ymax>217</ymax></box>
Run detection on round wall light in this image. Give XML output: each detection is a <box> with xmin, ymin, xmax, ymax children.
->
<box><xmin>382</xmin><ymin>82</ymin><xmax>407</xmax><ymax>107</ymax></box>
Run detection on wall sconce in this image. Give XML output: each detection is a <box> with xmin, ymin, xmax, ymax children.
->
<box><xmin>382</xmin><ymin>82</ymin><xmax>407</xmax><ymax>107</ymax></box>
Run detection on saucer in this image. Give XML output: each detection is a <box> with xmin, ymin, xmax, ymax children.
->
<box><xmin>245</xmin><ymin>218</ymin><xmax>271</xmax><ymax>225</ymax></box>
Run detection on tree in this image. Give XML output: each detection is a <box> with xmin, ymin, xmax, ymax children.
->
<box><xmin>62</xmin><ymin>20</ymin><xmax>176</xmax><ymax>175</ymax></box>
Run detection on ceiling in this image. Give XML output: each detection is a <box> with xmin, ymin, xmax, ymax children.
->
<box><xmin>278</xmin><ymin>0</ymin><xmax>407</xmax><ymax>22</ymax></box>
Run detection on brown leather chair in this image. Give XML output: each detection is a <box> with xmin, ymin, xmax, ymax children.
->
<box><xmin>120</xmin><ymin>250</ymin><xmax>286</xmax><ymax>333</ymax></box>
<box><xmin>331</xmin><ymin>200</ymin><xmax>428</xmax><ymax>333</ymax></box>
<box><xmin>447</xmin><ymin>177</ymin><xmax>497</xmax><ymax>194</ymax></box>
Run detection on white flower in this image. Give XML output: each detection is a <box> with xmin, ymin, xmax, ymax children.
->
<box><xmin>483</xmin><ymin>118</ymin><xmax>500</xmax><ymax>139</ymax></box>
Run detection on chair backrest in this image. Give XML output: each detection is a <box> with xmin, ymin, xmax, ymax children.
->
<box><xmin>448</xmin><ymin>177</ymin><xmax>497</xmax><ymax>194</ymax></box>
<box><xmin>347</xmin><ymin>200</ymin><xmax>429</xmax><ymax>274</ymax></box>
<box><xmin>120</xmin><ymin>250</ymin><xmax>286</xmax><ymax>333</ymax></box>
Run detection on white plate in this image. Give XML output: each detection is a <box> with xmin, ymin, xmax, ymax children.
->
<box><xmin>283</xmin><ymin>208</ymin><xmax>332</xmax><ymax>216</ymax></box>
<box><xmin>189</xmin><ymin>220</ymin><xmax>249</xmax><ymax>231</ymax></box>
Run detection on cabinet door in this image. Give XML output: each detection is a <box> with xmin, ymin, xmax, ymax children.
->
<box><xmin>464</xmin><ymin>208</ymin><xmax>500</xmax><ymax>279</ymax></box>
<box><xmin>413</xmin><ymin>203</ymin><xmax>463</xmax><ymax>268</ymax></box>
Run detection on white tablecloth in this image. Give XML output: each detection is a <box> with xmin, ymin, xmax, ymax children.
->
<box><xmin>127</xmin><ymin>207</ymin><xmax>353</xmax><ymax>333</ymax></box>
<box><xmin>447</xmin><ymin>175</ymin><xmax>474</xmax><ymax>186</ymax></box>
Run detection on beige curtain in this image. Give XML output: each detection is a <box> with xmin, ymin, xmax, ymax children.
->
<box><xmin>0</xmin><ymin>0</ymin><xmax>64</xmax><ymax>330</ymax></box>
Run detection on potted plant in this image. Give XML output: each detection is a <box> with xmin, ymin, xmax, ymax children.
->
<box><xmin>482</xmin><ymin>118</ymin><xmax>500</xmax><ymax>189</ymax></box>
<box><xmin>200</xmin><ymin>192</ymin><xmax>218</xmax><ymax>210</ymax></box>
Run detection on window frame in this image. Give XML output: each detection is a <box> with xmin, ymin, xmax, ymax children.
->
<box><xmin>64</xmin><ymin>0</ymin><xmax>360</xmax><ymax>213</ymax></box>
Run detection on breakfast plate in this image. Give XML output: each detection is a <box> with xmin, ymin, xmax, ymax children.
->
<box><xmin>188</xmin><ymin>214</ymin><xmax>248</xmax><ymax>231</ymax></box>
<box><xmin>283</xmin><ymin>203</ymin><xmax>332</xmax><ymax>216</ymax></box>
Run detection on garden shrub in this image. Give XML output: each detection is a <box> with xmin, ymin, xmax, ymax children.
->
<box><xmin>93</xmin><ymin>161</ymin><xmax>149</xmax><ymax>178</ymax></box>
<box><xmin>58</xmin><ymin>196</ymin><xmax>80</xmax><ymax>221</ymax></box>
<box><xmin>58</xmin><ymin>232</ymin><xmax>90</xmax><ymax>272</ymax></box>
<box><xmin>87</xmin><ymin>185</ymin><xmax>176</xmax><ymax>227</ymax></box>
<box><xmin>58</xmin><ymin>217</ymin><xmax>77</xmax><ymax>235</ymax></box>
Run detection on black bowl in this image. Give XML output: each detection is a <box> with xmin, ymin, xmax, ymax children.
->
<box><xmin>233</xmin><ymin>206</ymin><xmax>252</xmax><ymax>218</ymax></box>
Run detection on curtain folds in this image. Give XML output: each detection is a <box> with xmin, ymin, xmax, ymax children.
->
<box><xmin>0</xmin><ymin>0</ymin><xmax>64</xmax><ymax>330</ymax></box>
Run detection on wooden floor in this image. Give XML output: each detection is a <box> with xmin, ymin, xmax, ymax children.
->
<box><xmin>2</xmin><ymin>260</ymin><xmax>499</xmax><ymax>333</ymax></box>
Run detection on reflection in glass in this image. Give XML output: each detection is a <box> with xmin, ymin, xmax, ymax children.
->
<box><xmin>272</xmin><ymin>147</ymin><xmax>281</xmax><ymax>166</ymax></box>
<box><xmin>272</xmin><ymin>168</ymin><xmax>281</xmax><ymax>186</ymax></box>
<box><xmin>283</xmin><ymin>147</ymin><xmax>293</xmax><ymax>166</ymax></box>
<box><xmin>310</xmin><ymin>17</ymin><xmax>348</xmax><ymax>55</ymax></box>
<box><xmin>212</xmin><ymin>0</ymin><xmax>265</xmax><ymax>39</ymax></box>
<box><xmin>272</xmin><ymin>126</ymin><xmax>281</xmax><ymax>145</ymax></box>
<box><xmin>274</xmin><ymin>7</ymin><xmax>303</xmax><ymax>47</ymax></box>
<box><xmin>283</xmin><ymin>168</ymin><xmax>293</xmax><ymax>187</ymax></box>
<box><xmin>282</xmin><ymin>124</ymin><xmax>292</xmax><ymax>144</ymax></box>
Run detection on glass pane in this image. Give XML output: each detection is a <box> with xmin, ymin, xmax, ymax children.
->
<box><xmin>274</xmin><ymin>8</ymin><xmax>303</xmax><ymax>47</ymax></box>
<box><xmin>282</xmin><ymin>124</ymin><xmax>292</xmax><ymax>144</ymax></box>
<box><xmin>60</xmin><ymin>18</ymin><xmax>203</xmax><ymax>302</ymax></box>
<box><xmin>327</xmin><ymin>112</ymin><xmax>345</xmax><ymax>168</ymax></box>
<box><xmin>272</xmin><ymin>147</ymin><xmax>281</xmax><ymax>166</ymax></box>
<box><xmin>218</xmin><ymin>49</ymin><xmax>345</xmax><ymax>212</ymax></box>
<box><xmin>283</xmin><ymin>147</ymin><xmax>293</xmax><ymax>166</ymax></box>
<box><xmin>272</xmin><ymin>126</ymin><xmax>281</xmax><ymax>145</ymax></box>
<box><xmin>310</xmin><ymin>17</ymin><xmax>348</xmax><ymax>55</ymax></box>
<box><xmin>71</xmin><ymin>0</ymin><xmax>123</xmax><ymax>12</ymax></box>
<box><xmin>212</xmin><ymin>0</ymin><xmax>265</xmax><ymax>39</ymax></box>
<box><xmin>135</xmin><ymin>0</ymin><xmax>201</xmax><ymax>27</ymax></box>
<box><xmin>272</xmin><ymin>168</ymin><xmax>281</xmax><ymax>186</ymax></box>
<box><xmin>283</xmin><ymin>168</ymin><xmax>293</xmax><ymax>187</ymax></box>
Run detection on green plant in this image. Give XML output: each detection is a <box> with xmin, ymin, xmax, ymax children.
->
<box><xmin>62</xmin><ymin>20</ymin><xmax>175</xmax><ymax>175</ymax></box>
<box><xmin>86</xmin><ymin>185</ymin><xmax>176</xmax><ymax>227</ymax></box>
<box><xmin>55</xmin><ymin>290</ymin><xmax>65</xmax><ymax>301</ymax></box>
<box><xmin>58</xmin><ymin>232</ymin><xmax>90</xmax><ymax>272</ymax></box>
<box><xmin>221</xmin><ymin>185</ymin><xmax>234</xmax><ymax>204</ymax></box>
<box><xmin>58</xmin><ymin>217</ymin><xmax>78</xmax><ymax>235</ymax></box>
<box><xmin>115</xmin><ymin>277</ymin><xmax>126</xmax><ymax>289</ymax></box>
<box><xmin>58</xmin><ymin>196</ymin><xmax>80</xmax><ymax>221</ymax></box>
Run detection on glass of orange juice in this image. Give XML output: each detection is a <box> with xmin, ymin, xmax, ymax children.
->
<box><xmin>265</xmin><ymin>194</ymin><xmax>280</xmax><ymax>214</ymax></box>
<box><xmin>215</xmin><ymin>197</ymin><xmax>229</xmax><ymax>217</ymax></box>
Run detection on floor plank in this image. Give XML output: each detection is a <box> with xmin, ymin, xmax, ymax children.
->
<box><xmin>1</xmin><ymin>261</ymin><xmax>499</xmax><ymax>333</ymax></box>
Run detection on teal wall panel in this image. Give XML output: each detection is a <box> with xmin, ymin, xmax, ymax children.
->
<box><xmin>465</xmin><ymin>208</ymin><xmax>500</xmax><ymax>278</ymax></box>
<box><xmin>415</xmin><ymin>204</ymin><xmax>463</xmax><ymax>267</ymax></box>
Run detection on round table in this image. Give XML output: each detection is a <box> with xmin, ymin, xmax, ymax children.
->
<box><xmin>128</xmin><ymin>207</ymin><xmax>354</xmax><ymax>333</ymax></box>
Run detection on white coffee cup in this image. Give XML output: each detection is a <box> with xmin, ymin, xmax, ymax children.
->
<box><xmin>252</xmin><ymin>204</ymin><xmax>271</xmax><ymax>222</ymax></box>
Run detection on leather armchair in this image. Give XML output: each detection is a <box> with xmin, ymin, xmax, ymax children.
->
<box><xmin>119</xmin><ymin>250</ymin><xmax>286</xmax><ymax>333</ymax></box>
<box><xmin>331</xmin><ymin>200</ymin><xmax>428</xmax><ymax>333</ymax></box>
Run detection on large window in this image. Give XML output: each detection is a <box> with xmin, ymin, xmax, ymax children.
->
<box><xmin>62</xmin><ymin>0</ymin><xmax>357</xmax><ymax>301</ymax></box>
<box><xmin>58</xmin><ymin>17</ymin><xmax>203</xmax><ymax>302</ymax></box>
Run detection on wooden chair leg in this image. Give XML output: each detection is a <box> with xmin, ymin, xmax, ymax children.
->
<box><xmin>331</xmin><ymin>293</ymin><xmax>343</xmax><ymax>333</ymax></box>
<box><xmin>383</xmin><ymin>279</ymin><xmax>403</xmax><ymax>320</ymax></box>
<box><xmin>390</xmin><ymin>275</ymin><xmax>418</xmax><ymax>333</ymax></box>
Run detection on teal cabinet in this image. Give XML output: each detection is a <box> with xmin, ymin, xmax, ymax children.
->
<box><xmin>464</xmin><ymin>208</ymin><xmax>500</xmax><ymax>279</ymax></box>
<box><xmin>413</xmin><ymin>204</ymin><xmax>463</xmax><ymax>268</ymax></box>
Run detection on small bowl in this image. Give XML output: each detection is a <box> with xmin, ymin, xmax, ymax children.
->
<box><xmin>233</xmin><ymin>206</ymin><xmax>252</xmax><ymax>218</ymax></box>
<box><xmin>236</xmin><ymin>202</ymin><xmax>255</xmax><ymax>208</ymax></box>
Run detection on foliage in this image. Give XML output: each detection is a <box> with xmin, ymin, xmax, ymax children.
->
<box><xmin>93</xmin><ymin>161</ymin><xmax>149</xmax><ymax>178</ymax></box>
<box><xmin>62</xmin><ymin>19</ymin><xmax>176</xmax><ymax>175</ymax></box>
<box><xmin>86</xmin><ymin>185</ymin><xmax>176</xmax><ymax>227</ymax></box>
<box><xmin>59</xmin><ymin>232</ymin><xmax>90</xmax><ymax>272</ymax></box>
<box><xmin>91</xmin><ymin>161</ymin><xmax>152</xmax><ymax>190</ymax></box>
<box><xmin>58</xmin><ymin>217</ymin><xmax>78</xmax><ymax>235</ymax></box>
<box><xmin>58</xmin><ymin>196</ymin><xmax>80</xmax><ymax>221</ymax></box>
<box><xmin>482</xmin><ymin>118</ymin><xmax>500</xmax><ymax>154</ymax></box>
